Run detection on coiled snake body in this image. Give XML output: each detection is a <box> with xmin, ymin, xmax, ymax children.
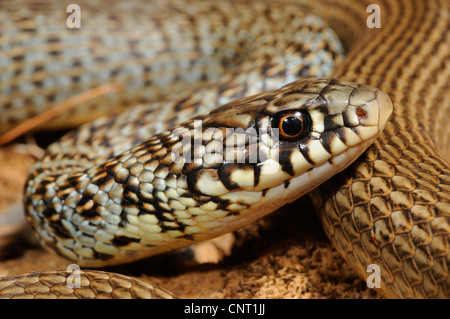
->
<box><xmin>0</xmin><ymin>0</ymin><xmax>449</xmax><ymax>299</ymax></box>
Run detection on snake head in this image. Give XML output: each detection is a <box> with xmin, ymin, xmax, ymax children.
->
<box><xmin>174</xmin><ymin>78</ymin><xmax>392</xmax><ymax>204</ymax></box>
<box><xmin>253</xmin><ymin>78</ymin><xmax>392</xmax><ymax>201</ymax></box>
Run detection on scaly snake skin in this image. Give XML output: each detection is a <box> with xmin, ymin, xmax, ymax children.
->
<box><xmin>0</xmin><ymin>270</ymin><xmax>175</xmax><ymax>299</ymax></box>
<box><xmin>0</xmin><ymin>0</ymin><xmax>449</xmax><ymax>299</ymax></box>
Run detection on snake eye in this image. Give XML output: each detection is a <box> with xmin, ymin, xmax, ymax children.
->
<box><xmin>275</xmin><ymin>111</ymin><xmax>311</xmax><ymax>140</ymax></box>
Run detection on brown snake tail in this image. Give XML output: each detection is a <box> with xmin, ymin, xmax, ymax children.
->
<box><xmin>0</xmin><ymin>0</ymin><xmax>449</xmax><ymax>299</ymax></box>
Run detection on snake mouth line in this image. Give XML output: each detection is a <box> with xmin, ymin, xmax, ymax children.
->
<box><xmin>280</xmin><ymin>135</ymin><xmax>380</xmax><ymax>204</ymax></box>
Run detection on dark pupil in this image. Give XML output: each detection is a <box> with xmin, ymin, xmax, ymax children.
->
<box><xmin>282</xmin><ymin>116</ymin><xmax>303</xmax><ymax>136</ymax></box>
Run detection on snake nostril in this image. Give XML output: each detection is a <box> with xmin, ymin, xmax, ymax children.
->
<box><xmin>356</xmin><ymin>107</ymin><xmax>367</xmax><ymax>119</ymax></box>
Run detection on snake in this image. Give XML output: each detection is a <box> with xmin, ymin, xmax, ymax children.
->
<box><xmin>0</xmin><ymin>0</ymin><xmax>449</xmax><ymax>299</ymax></box>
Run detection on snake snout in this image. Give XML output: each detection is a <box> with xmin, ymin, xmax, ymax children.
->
<box><xmin>351</xmin><ymin>86</ymin><xmax>393</xmax><ymax>131</ymax></box>
<box><xmin>375</xmin><ymin>90</ymin><xmax>394</xmax><ymax>130</ymax></box>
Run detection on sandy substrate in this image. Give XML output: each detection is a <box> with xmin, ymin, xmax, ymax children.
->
<box><xmin>0</xmin><ymin>144</ymin><xmax>380</xmax><ymax>299</ymax></box>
